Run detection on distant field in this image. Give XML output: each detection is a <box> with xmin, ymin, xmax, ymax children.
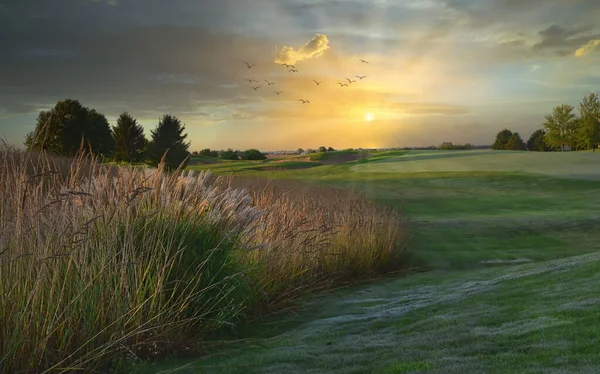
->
<box><xmin>351</xmin><ymin>150</ymin><xmax>600</xmax><ymax>180</ymax></box>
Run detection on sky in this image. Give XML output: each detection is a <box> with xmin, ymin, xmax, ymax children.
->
<box><xmin>1</xmin><ymin>0</ymin><xmax>600</xmax><ymax>151</ymax></box>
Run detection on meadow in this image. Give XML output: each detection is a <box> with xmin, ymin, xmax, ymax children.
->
<box><xmin>0</xmin><ymin>146</ymin><xmax>406</xmax><ymax>373</ymax></box>
<box><xmin>144</xmin><ymin>149</ymin><xmax>600</xmax><ymax>373</ymax></box>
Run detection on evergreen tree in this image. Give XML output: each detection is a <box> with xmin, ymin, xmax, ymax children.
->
<box><xmin>147</xmin><ymin>114</ymin><xmax>190</xmax><ymax>169</ymax></box>
<box><xmin>113</xmin><ymin>112</ymin><xmax>147</xmax><ymax>163</ymax></box>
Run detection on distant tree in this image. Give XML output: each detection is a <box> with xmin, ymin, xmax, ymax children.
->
<box><xmin>25</xmin><ymin>99</ymin><xmax>114</xmax><ymax>157</ymax></box>
<box><xmin>577</xmin><ymin>93</ymin><xmax>600</xmax><ymax>151</ymax></box>
<box><xmin>191</xmin><ymin>151</ymin><xmax>199</xmax><ymax>156</ymax></box>
<box><xmin>526</xmin><ymin>129</ymin><xmax>551</xmax><ymax>151</ymax></box>
<box><xmin>505</xmin><ymin>132</ymin><xmax>526</xmax><ymax>150</ymax></box>
<box><xmin>296</xmin><ymin>148</ymin><xmax>304</xmax><ymax>155</ymax></box>
<box><xmin>327</xmin><ymin>146</ymin><xmax>335</xmax><ymax>152</ymax></box>
<box><xmin>241</xmin><ymin>149</ymin><xmax>266</xmax><ymax>160</ymax></box>
<box><xmin>305</xmin><ymin>148</ymin><xmax>314</xmax><ymax>154</ymax></box>
<box><xmin>318</xmin><ymin>146</ymin><xmax>327</xmax><ymax>152</ymax></box>
<box><xmin>492</xmin><ymin>129</ymin><xmax>513</xmax><ymax>150</ymax></box>
<box><xmin>438</xmin><ymin>142</ymin><xmax>455</xmax><ymax>150</ymax></box>
<box><xmin>543</xmin><ymin>104</ymin><xmax>579</xmax><ymax>151</ymax></box>
<box><xmin>220</xmin><ymin>148</ymin><xmax>239</xmax><ymax>160</ymax></box>
<box><xmin>199</xmin><ymin>148</ymin><xmax>219</xmax><ymax>158</ymax></box>
<box><xmin>147</xmin><ymin>114</ymin><xmax>190</xmax><ymax>169</ymax></box>
<box><xmin>113</xmin><ymin>112</ymin><xmax>146</xmax><ymax>163</ymax></box>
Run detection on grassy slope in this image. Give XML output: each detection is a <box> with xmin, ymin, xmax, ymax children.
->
<box><xmin>158</xmin><ymin>150</ymin><xmax>600</xmax><ymax>373</ymax></box>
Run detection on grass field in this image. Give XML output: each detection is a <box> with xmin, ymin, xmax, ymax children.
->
<box><xmin>149</xmin><ymin>149</ymin><xmax>600</xmax><ymax>373</ymax></box>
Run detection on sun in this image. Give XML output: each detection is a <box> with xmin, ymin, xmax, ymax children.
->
<box><xmin>365</xmin><ymin>112</ymin><xmax>374</xmax><ymax>122</ymax></box>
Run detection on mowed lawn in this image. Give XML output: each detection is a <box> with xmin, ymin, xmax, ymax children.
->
<box><xmin>150</xmin><ymin>150</ymin><xmax>600</xmax><ymax>373</ymax></box>
<box><xmin>351</xmin><ymin>150</ymin><xmax>600</xmax><ymax>181</ymax></box>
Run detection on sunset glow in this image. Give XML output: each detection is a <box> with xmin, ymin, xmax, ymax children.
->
<box><xmin>1</xmin><ymin>1</ymin><xmax>599</xmax><ymax>150</ymax></box>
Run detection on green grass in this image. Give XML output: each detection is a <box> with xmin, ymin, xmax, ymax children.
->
<box><xmin>144</xmin><ymin>149</ymin><xmax>600</xmax><ymax>373</ymax></box>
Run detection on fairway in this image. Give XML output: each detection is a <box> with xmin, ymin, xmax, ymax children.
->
<box><xmin>147</xmin><ymin>150</ymin><xmax>600</xmax><ymax>373</ymax></box>
<box><xmin>351</xmin><ymin>150</ymin><xmax>600</xmax><ymax>180</ymax></box>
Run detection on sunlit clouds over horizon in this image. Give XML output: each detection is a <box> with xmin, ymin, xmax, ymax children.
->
<box><xmin>1</xmin><ymin>0</ymin><xmax>600</xmax><ymax>150</ymax></box>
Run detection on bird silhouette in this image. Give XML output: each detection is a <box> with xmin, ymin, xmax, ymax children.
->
<box><xmin>359</xmin><ymin>59</ymin><xmax>369</xmax><ymax>64</ymax></box>
<box><xmin>245</xmin><ymin>78</ymin><xmax>258</xmax><ymax>83</ymax></box>
<box><xmin>289</xmin><ymin>69</ymin><xmax>299</xmax><ymax>73</ymax></box>
<box><xmin>337</xmin><ymin>82</ymin><xmax>348</xmax><ymax>87</ymax></box>
<box><xmin>274</xmin><ymin>91</ymin><xmax>283</xmax><ymax>95</ymax></box>
<box><xmin>252</xmin><ymin>86</ymin><xmax>260</xmax><ymax>91</ymax></box>
<box><xmin>345</xmin><ymin>78</ymin><xmax>356</xmax><ymax>84</ymax></box>
<box><xmin>281</xmin><ymin>63</ymin><xmax>290</xmax><ymax>67</ymax></box>
<box><xmin>356</xmin><ymin>75</ymin><xmax>368</xmax><ymax>80</ymax></box>
<box><xmin>312</xmin><ymin>80</ymin><xmax>322</xmax><ymax>86</ymax></box>
<box><xmin>244</xmin><ymin>61</ymin><xmax>256</xmax><ymax>69</ymax></box>
<box><xmin>298</xmin><ymin>99</ymin><xmax>310</xmax><ymax>104</ymax></box>
<box><xmin>264</xmin><ymin>79</ymin><xmax>275</xmax><ymax>86</ymax></box>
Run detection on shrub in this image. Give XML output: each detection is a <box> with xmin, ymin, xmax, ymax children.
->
<box><xmin>0</xmin><ymin>145</ymin><xmax>259</xmax><ymax>372</ymax></box>
<box><xmin>241</xmin><ymin>149</ymin><xmax>266</xmax><ymax>160</ymax></box>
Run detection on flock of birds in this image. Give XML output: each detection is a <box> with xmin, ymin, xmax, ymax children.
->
<box><xmin>242</xmin><ymin>59</ymin><xmax>370</xmax><ymax>104</ymax></box>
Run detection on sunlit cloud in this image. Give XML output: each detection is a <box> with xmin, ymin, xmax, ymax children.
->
<box><xmin>274</xmin><ymin>33</ymin><xmax>331</xmax><ymax>65</ymax></box>
<box><xmin>575</xmin><ymin>39</ymin><xmax>600</xmax><ymax>57</ymax></box>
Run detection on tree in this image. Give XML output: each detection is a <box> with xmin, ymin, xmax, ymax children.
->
<box><xmin>505</xmin><ymin>132</ymin><xmax>526</xmax><ymax>150</ymax></box>
<box><xmin>25</xmin><ymin>99</ymin><xmax>114</xmax><ymax>157</ymax></box>
<box><xmin>220</xmin><ymin>149</ymin><xmax>239</xmax><ymax>160</ymax></box>
<box><xmin>147</xmin><ymin>114</ymin><xmax>190</xmax><ymax>169</ymax></box>
<box><xmin>526</xmin><ymin>129</ymin><xmax>551</xmax><ymax>151</ymax></box>
<box><xmin>318</xmin><ymin>146</ymin><xmax>327</xmax><ymax>152</ymax></box>
<box><xmin>113</xmin><ymin>112</ymin><xmax>146</xmax><ymax>163</ymax></box>
<box><xmin>327</xmin><ymin>146</ymin><xmax>335</xmax><ymax>152</ymax></box>
<box><xmin>492</xmin><ymin>129</ymin><xmax>513</xmax><ymax>150</ymax></box>
<box><xmin>241</xmin><ymin>149</ymin><xmax>266</xmax><ymax>160</ymax></box>
<box><xmin>199</xmin><ymin>148</ymin><xmax>219</xmax><ymax>158</ymax></box>
<box><xmin>543</xmin><ymin>104</ymin><xmax>579</xmax><ymax>151</ymax></box>
<box><xmin>297</xmin><ymin>148</ymin><xmax>304</xmax><ymax>155</ymax></box>
<box><xmin>577</xmin><ymin>93</ymin><xmax>600</xmax><ymax>151</ymax></box>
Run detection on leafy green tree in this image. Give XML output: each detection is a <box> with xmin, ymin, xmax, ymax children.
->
<box><xmin>147</xmin><ymin>114</ymin><xmax>190</xmax><ymax>169</ymax></box>
<box><xmin>543</xmin><ymin>104</ymin><xmax>579</xmax><ymax>151</ymax></box>
<box><xmin>492</xmin><ymin>129</ymin><xmax>513</xmax><ymax>150</ymax></box>
<box><xmin>241</xmin><ymin>149</ymin><xmax>266</xmax><ymax>160</ymax></box>
<box><xmin>526</xmin><ymin>129</ymin><xmax>550</xmax><ymax>151</ymax></box>
<box><xmin>25</xmin><ymin>99</ymin><xmax>114</xmax><ymax>157</ymax></box>
<box><xmin>318</xmin><ymin>146</ymin><xmax>327</xmax><ymax>152</ymax></box>
<box><xmin>199</xmin><ymin>148</ymin><xmax>219</xmax><ymax>158</ymax></box>
<box><xmin>220</xmin><ymin>149</ymin><xmax>239</xmax><ymax>160</ymax></box>
<box><xmin>577</xmin><ymin>93</ymin><xmax>600</xmax><ymax>151</ymax></box>
<box><xmin>327</xmin><ymin>146</ymin><xmax>335</xmax><ymax>152</ymax></box>
<box><xmin>505</xmin><ymin>132</ymin><xmax>526</xmax><ymax>150</ymax></box>
<box><xmin>297</xmin><ymin>148</ymin><xmax>304</xmax><ymax>155</ymax></box>
<box><xmin>113</xmin><ymin>112</ymin><xmax>146</xmax><ymax>163</ymax></box>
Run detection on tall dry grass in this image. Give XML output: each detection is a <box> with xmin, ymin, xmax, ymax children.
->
<box><xmin>0</xmin><ymin>145</ymin><xmax>409</xmax><ymax>372</ymax></box>
<box><xmin>0</xmin><ymin>145</ymin><xmax>260</xmax><ymax>372</ymax></box>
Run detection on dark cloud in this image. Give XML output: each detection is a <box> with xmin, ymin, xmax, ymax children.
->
<box><xmin>532</xmin><ymin>25</ymin><xmax>600</xmax><ymax>56</ymax></box>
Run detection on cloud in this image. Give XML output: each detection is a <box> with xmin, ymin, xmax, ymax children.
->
<box><xmin>273</xmin><ymin>33</ymin><xmax>331</xmax><ymax>65</ymax></box>
<box><xmin>531</xmin><ymin>24</ymin><xmax>600</xmax><ymax>56</ymax></box>
<box><xmin>575</xmin><ymin>39</ymin><xmax>600</xmax><ymax>57</ymax></box>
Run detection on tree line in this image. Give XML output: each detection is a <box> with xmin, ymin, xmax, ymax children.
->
<box><xmin>25</xmin><ymin>99</ymin><xmax>190</xmax><ymax>169</ymax></box>
<box><xmin>493</xmin><ymin>93</ymin><xmax>600</xmax><ymax>151</ymax></box>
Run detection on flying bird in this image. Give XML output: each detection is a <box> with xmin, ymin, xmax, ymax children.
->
<box><xmin>298</xmin><ymin>99</ymin><xmax>310</xmax><ymax>104</ymax></box>
<box><xmin>337</xmin><ymin>82</ymin><xmax>348</xmax><ymax>87</ymax></box>
<box><xmin>289</xmin><ymin>69</ymin><xmax>299</xmax><ymax>73</ymax></box>
<box><xmin>244</xmin><ymin>61</ymin><xmax>256</xmax><ymax>69</ymax></box>
<box><xmin>312</xmin><ymin>80</ymin><xmax>322</xmax><ymax>86</ymax></box>
<box><xmin>245</xmin><ymin>78</ymin><xmax>258</xmax><ymax>83</ymax></box>
<box><xmin>345</xmin><ymin>78</ymin><xmax>356</xmax><ymax>84</ymax></box>
<box><xmin>252</xmin><ymin>86</ymin><xmax>260</xmax><ymax>91</ymax></box>
<box><xmin>274</xmin><ymin>91</ymin><xmax>283</xmax><ymax>95</ymax></box>
<box><xmin>264</xmin><ymin>79</ymin><xmax>275</xmax><ymax>86</ymax></box>
<box><xmin>356</xmin><ymin>75</ymin><xmax>368</xmax><ymax>80</ymax></box>
<box><xmin>359</xmin><ymin>59</ymin><xmax>369</xmax><ymax>64</ymax></box>
<box><xmin>281</xmin><ymin>63</ymin><xmax>290</xmax><ymax>67</ymax></box>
